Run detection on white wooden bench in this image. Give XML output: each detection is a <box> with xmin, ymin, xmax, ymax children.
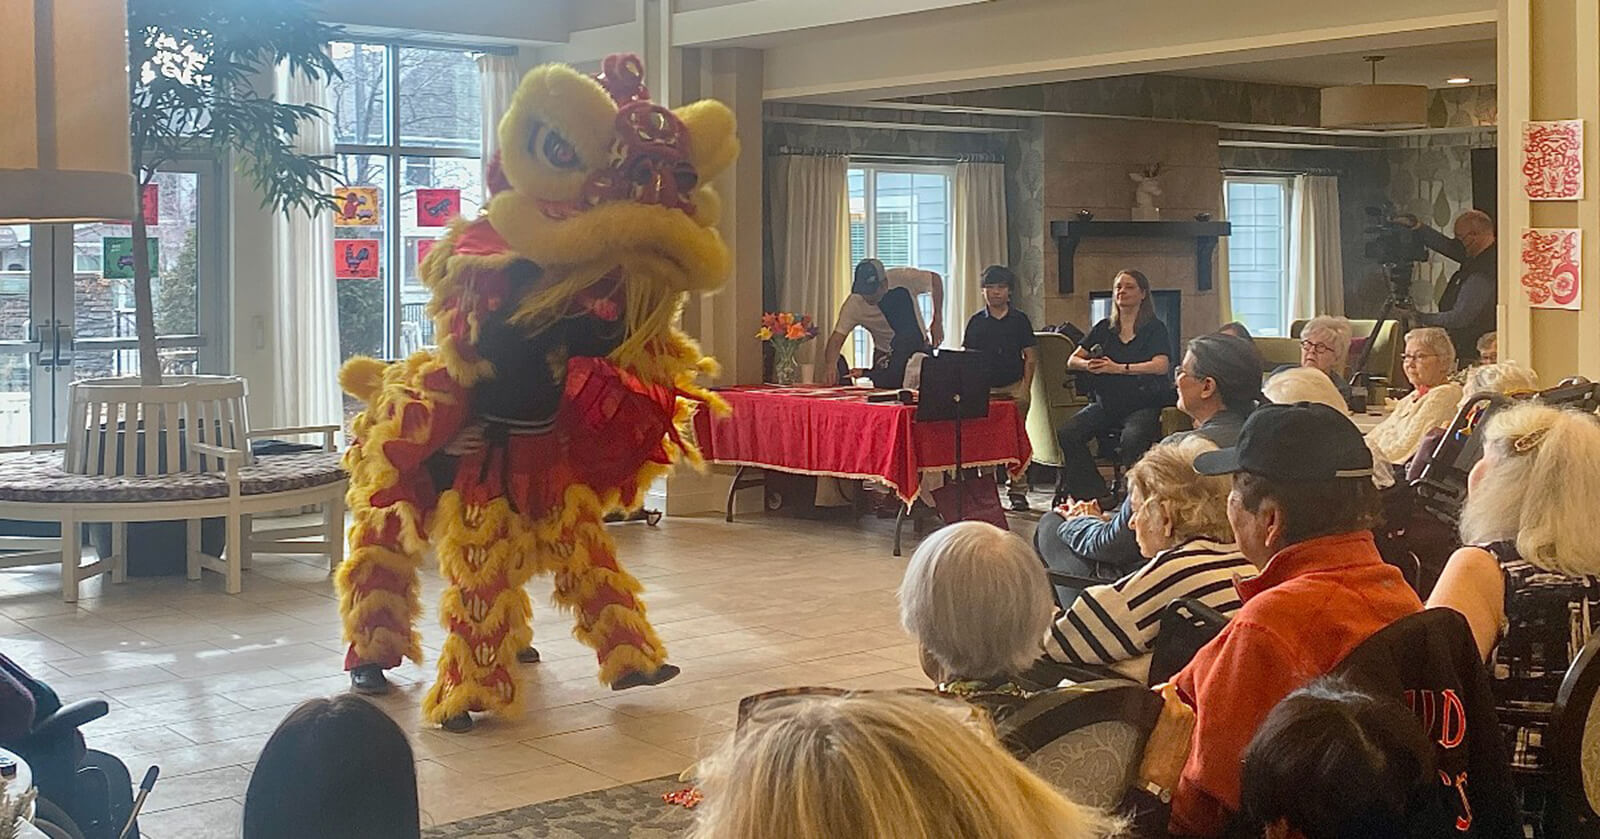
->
<box><xmin>0</xmin><ymin>376</ymin><xmax>349</xmax><ymax>601</ymax></box>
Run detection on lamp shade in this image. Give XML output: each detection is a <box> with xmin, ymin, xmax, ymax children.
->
<box><xmin>1320</xmin><ymin>84</ymin><xmax>1428</xmax><ymax>129</ymax></box>
<box><xmin>0</xmin><ymin>0</ymin><xmax>135</xmax><ymax>223</ymax></box>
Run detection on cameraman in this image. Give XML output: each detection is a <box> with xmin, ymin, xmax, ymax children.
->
<box><xmin>1394</xmin><ymin>209</ymin><xmax>1497</xmax><ymax>364</ymax></box>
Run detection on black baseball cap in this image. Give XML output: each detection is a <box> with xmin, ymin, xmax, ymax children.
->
<box><xmin>853</xmin><ymin>259</ymin><xmax>887</xmax><ymax>295</ymax></box>
<box><xmin>1193</xmin><ymin>402</ymin><xmax>1373</xmax><ymax>481</ymax></box>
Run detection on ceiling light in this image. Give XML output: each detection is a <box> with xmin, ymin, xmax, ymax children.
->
<box><xmin>0</xmin><ymin>0</ymin><xmax>135</xmax><ymax>223</ymax></box>
<box><xmin>1446</xmin><ymin>76</ymin><xmax>1472</xmax><ymax>85</ymax></box>
<box><xmin>1320</xmin><ymin>56</ymin><xmax>1428</xmax><ymax>130</ymax></box>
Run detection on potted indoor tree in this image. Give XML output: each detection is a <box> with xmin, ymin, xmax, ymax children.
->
<box><xmin>68</xmin><ymin>0</ymin><xmax>342</xmax><ymax>478</ymax></box>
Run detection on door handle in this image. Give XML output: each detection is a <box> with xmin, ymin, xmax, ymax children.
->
<box><xmin>53</xmin><ymin>324</ymin><xmax>73</xmax><ymax>368</ymax></box>
<box><xmin>34</xmin><ymin>324</ymin><xmax>56</xmax><ymax>368</ymax></box>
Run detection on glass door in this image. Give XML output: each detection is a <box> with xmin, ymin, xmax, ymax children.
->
<box><xmin>0</xmin><ymin>161</ymin><xmax>221</xmax><ymax>445</ymax></box>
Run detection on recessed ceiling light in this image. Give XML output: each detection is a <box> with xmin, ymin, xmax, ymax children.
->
<box><xmin>1446</xmin><ymin>76</ymin><xmax>1472</xmax><ymax>85</ymax></box>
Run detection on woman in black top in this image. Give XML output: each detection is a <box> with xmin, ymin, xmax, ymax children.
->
<box><xmin>1055</xmin><ymin>269</ymin><xmax>1174</xmax><ymax>503</ymax></box>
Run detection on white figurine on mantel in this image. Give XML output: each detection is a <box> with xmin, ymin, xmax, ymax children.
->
<box><xmin>1130</xmin><ymin>163</ymin><xmax>1163</xmax><ymax>221</ymax></box>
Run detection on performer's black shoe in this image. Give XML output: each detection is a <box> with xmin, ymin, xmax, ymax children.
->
<box><xmin>611</xmin><ymin>663</ymin><xmax>680</xmax><ymax>691</ymax></box>
<box><xmin>441</xmin><ymin>712</ymin><xmax>474</xmax><ymax>733</ymax></box>
<box><xmin>349</xmin><ymin>663</ymin><xmax>391</xmax><ymax>695</ymax></box>
<box><xmin>516</xmin><ymin>646</ymin><xmax>541</xmax><ymax>664</ymax></box>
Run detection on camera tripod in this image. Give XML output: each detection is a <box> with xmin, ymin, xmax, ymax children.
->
<box><xmin>1348</xmin><ymin>261</ymin><xmax>1418</xmax><ymax>393</ymax></box>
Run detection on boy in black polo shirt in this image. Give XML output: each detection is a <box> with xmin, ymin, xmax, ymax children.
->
<box><xmin>963</xmin><ymin>265</ymin><xmax>1038</xmax><ymax>510</ymax></box>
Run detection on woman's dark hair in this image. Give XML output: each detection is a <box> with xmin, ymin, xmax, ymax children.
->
<box><xmin>1110</xmin><ymin>269</ymin><xmax>1156</xmax><ymax>331</ymax></box>
<box><xmin>243</xmin><ymin>696</ymin><xmax>420</xmax><ymax>839</ymax></box>
<box><xmin>980</xmin><ymin>264</ymin><xmax>1016</xmax><ymax>290</ymax></box>
<box><xmin>1219</xmin><ymin>321</ymin><xmax>1254</xmax><ymax>343</ymax></box>
<box><xmin>1186</xmin><ymin>333</ymin><xmax>1264</xmax><ymax>414</ymax></box>
<box><xmin>1241</xmin><ymin>677</ymin><xmax>1436</xmax><ymax>839</ymax></box>
<box><xmin>1234</xmin><ymin>471</ymin><xmax>1381</xmax><ymax>546</ymax></box>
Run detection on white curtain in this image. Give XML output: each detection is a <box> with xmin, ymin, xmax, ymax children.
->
<box><xmin>1216</xmin><ymin>183</ymin><xmax>1233</xmax><ymax>323</ymax></box>
<box><xmin>478</xmin><ymin>54</ymin><xmax>520</xmax><ymax>179</ymax></box>
<box><xmin>770</xmin><ymin>154</ymin><xmax>850</xmax><ymax>365</ymax></box>
<box><xmin>951</xmin><ymin>161</ymin><xmax>1008</xmax><ymax>345</ymax></box>
<box><xmin>1288</xmin><ymin>174</ymin><xmax>1346</xmax><ymax>320</ymax></box>
<box><xmin>271</xmin><ymin>61</ymin><xmax>342</xmax><ymax>432</ymax></box>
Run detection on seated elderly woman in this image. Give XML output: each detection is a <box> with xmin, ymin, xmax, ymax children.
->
<box><xmin>688</xmin><ymin>692</ymin><xmax>1118</xmax><ymax>839</ymax></box>
<box><xmin>1405</xmin><ymin>361</ymin><xmax>1540</xmax><ymax>483</ymax></box>
<box><xmin>1043</xmin><ymin>436</ymin><xmax>1253</xmax><ymax>683</ymax></box>
<box><xmin>1365</xmin><ymin>327</ymin><xmax>1464</xmax><ymax>465</ymax></box>
<box><xmin>1275</xmin><ymin>315</ymin><xmax>1354</xmax><ymax>401</ymax></box>
<box><xmin>1264</xmin><ymin>366</ymin><xmax>1394</xmax><ymax>489</ymax></box>
<box><xmin>1428</xmin><ymin>405</ymin><xmax>1600</xmax><ymax>784</ymax></box>
<box><xmin>898</xmin><ymin>521</ymin><xmax>1054</xmax><ymax>716</ymax></box>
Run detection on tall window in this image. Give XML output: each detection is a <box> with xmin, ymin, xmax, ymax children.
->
<box><xmin>1224</xmin><ymin>177</ymin><xmax>1293</xmax><ymax>337</ymax></box>
<box><xmin>847</xmin><ymin>164</ymin><xmax>953</xmax><ymax>367</ymax></box>
<box><xmin>330</xmin><ymin>41</ymin><xmax>486</xmax><ymax>361</ymax></box>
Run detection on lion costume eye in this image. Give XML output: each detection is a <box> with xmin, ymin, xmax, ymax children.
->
<box><xmin>538</xmin><ymin>128</ymin><xmax>582</xmax><ymax>170</ymax></box>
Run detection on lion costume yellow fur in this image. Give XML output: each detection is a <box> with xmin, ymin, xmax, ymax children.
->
<box><xmin>335</xmin><ymin>54</ymin><xmax>735</xmax><ymax>728</ymax></box>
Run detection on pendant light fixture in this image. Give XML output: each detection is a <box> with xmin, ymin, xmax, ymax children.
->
<box><xmin>0</xmin><ymin>0</ymin><xmax>136</xmax><ymax>223</ymax></box>
<box><xmin>1320</xmin><ymin>55</ymin><xmax>1428</xmax><ymax>130</ymax></box>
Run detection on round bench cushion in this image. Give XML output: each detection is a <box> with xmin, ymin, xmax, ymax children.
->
<box><xmin>0</xmin><ymin>451</ymin><xmax>346</xmax><ymax>504</ymax></box>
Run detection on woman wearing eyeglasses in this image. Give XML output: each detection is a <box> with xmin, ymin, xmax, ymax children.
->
<box><xmin>1365</xmin><ymin>327</ymin><xmax>1464</xmax><ymax>465</ymax></box>
<box><xmin>1274</xmin><ymin>315</ymin><xmax>1354</xmax><ymax>402</ymax></box>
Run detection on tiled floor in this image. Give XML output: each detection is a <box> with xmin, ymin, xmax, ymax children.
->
<box><xmin>0</xmin><ymin>505</ymin><xmax>1041</xmax><ymax>837</ymax></box>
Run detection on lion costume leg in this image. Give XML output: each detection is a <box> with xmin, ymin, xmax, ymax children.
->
<box><xmin>337</xmin><ymin>505</ymin><xmax>426</xmax><ymax>676</ymax></box>
<box><xmin>545</xmin><ymin>486</ymin><xmax>677</xmax><ymax>688</ymax></box>
<box><xmin>423</xmin><ymin>491</ymin><xmax>538</xmax><ymax>727</ymax></box>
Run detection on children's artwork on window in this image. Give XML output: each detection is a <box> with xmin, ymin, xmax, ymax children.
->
<box><xmin>102</xmin><ymin>237</ymin><xmax>160</xmax><ymax>280</ymax></box>
<box><xmin>335</xmin><ymin>238</ymin><xmax>381</xmax><ymax>279</ymax></box>
<box><xmin>416</xmin><ymin>188</ymin><xmax>461</xmax><ymax>227</ymax></box>
<box><xmin>1522</xmin><ymin>120</ymin><xmax>1584</xmax><ymax>200</ymax></box>
<box><xmin>417</xmin><ymin>238</ymin><xmax>436</xmax><ymax>265</ymax></box>
<box><xmin>141</xmin><ymin>183</ymin><xmax>160</xmax><ymax>225</ymax></box>
<box><xmin>334</xmin><ymin>186</ymin><xmax>382</xmax><ymax>226</ymax></box>
<box><xmin>1520</xmin><ymin>227</ymin><xmax>1581</xmax><ymax>309</ymax></box>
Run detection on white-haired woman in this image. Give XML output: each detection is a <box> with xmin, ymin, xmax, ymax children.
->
<box><xmin>688</xmin><ymin>692</ymin><xmax>1119</xmax><ymax>839</ymax></box>
<box><xmin>1277</xmin><ymin>315</ymin><xmax>1354</xmax><ymax>400</ymax></box>
<box><xmin>1403</xmin><ymin>362</ymin><xmax>1542</xmax><ymax>484</ymax></box>
<box><xmin>1428</xmin><ymin>405</ymin><xmax>1600</xmax><ymax>779</ymax></box>
<box><xmin>898</xmin><ymin>522</ymin><xmax>1053</xmax><ymax>715</ymax></box>
<box><xmin>1264</xmin><ymin>366</ymin><xmax>1394</xmax><ymax>489</ymax></box>
<box><xmin>1365</xmin><ymin>327</ymin><xmax>1464</xmax><ymax>465</ymax></box>
<box><xmin>1044</xmin><ymin>437</ymin><xmax>1253</xmax><ymax>683</ymax></box>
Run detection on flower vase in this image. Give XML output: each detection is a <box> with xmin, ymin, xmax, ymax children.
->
<box><xmin>772</xmin><ymin>342</ymin><xmax>801</xmax><ymax>386</ymax></box>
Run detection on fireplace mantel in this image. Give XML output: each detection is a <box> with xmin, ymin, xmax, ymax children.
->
<box><xmin>1050</xmin><ymin>220</ymin><xmax>1232</xmax><ymax>294</ymax></box>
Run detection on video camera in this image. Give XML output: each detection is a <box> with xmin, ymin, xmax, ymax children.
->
<box><xmin>1362</xmin><ymin>201</ymin><xmax>1428</xmax><ymax>308</ymax></box>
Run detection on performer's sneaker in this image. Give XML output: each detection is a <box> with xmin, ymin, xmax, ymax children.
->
<box><xmin>611</xmin><ymin>663</ymin><xmax>681</xmax><ymax>691</ymax></box>
<box><xmin>441</xmin><ymin>712</ymin><xmax>474</xmax><ymax>733</ymax></box>
<box><xmin>516</xmin><ymin>646</ymin><xmax>541</xmax><ymax>664</ymax></box>
<box><xmin>349</xmin><ymin>663</ymin><xmax>391</xmax><ymax>695</ymax></box>
<box><xmin>1008</xmin><ymin>493</ymin><xmax>1032</xmax><ymax>512</ymax></box>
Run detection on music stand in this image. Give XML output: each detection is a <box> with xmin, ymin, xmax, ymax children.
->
<box><xmin>916</xmin><ymin>349</ymin><xmax>991</xmax><ymax>520</ymax></box>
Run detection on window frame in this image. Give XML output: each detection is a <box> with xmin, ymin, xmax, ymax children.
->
<box><xmin>331</xmin><ymin>37</ymin><xmax>496</xmax><ymax>359</ymax></box>
<box><xmin>1223</xmin><ymin>175</ymin><xmax>1295</xmax><ymax>338</ymax></box>
<box><xmin>847</xmin><ymin>161</ymin><xmax>955</xmax><ymax>367</ymax></box>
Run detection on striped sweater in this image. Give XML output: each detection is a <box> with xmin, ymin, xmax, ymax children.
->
<box><xmin>1045</xmin><ymin>538</ymin><xmax>1255</xmax><ymax>667</ymax></box>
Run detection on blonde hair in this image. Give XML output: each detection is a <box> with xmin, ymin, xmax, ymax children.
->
<box><xmin>1301</xmin><ymin>316</ymin><xmax>1354</xmax><ymax>367</ymax></box>
<box><xmin>898</xmin><ymin>522</ymin><xmax>1053</xmax><ymax>679</ymax></box>
<box><xmin>1459</xmin><ymin>404</ymin><xmax>1600</xmax><ymax>576</ymax></box>
<box><xmin>1264</xmin><ymin>366</ymin><xmax>1350</xmax><ymax>415</ymax></box>
<box><xmin>689</xmin><ymin>693</ymin><xmax>1119</xmax><ymax>839</ymax></box>
<box><xmin>1406</xmin><ymin>327</ymin><xmax>1457</xmax><ymax>371</ymax></box>
<box><xmin>1127</xmin><ymin>437</ymin><xmax>1233</xmax><ymax>544</ymax></box>
<box><xmin>1462</xmin><ymin>361</ymin><xmax>1539</xmax><ymax>403</ymax></box>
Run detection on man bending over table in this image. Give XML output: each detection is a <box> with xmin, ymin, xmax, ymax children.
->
<box><xmin>818</xmin><ymin>259</ymin><xmax>943</xmax><ymax>387</ymax></box>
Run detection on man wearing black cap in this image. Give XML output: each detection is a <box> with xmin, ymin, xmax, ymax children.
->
<box><xmin>818</xmin><ymin>259</ymin><xmax>942</xmax><ymax>387</ymax></box>
<box><xmin>1164</xmin><ymin>403</ymin><xmax>1422</xmax><ymax>837</ymax></box>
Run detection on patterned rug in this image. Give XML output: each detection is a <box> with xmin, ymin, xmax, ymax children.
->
<box><xmin>424</xmin><ymin>776</ymin><xmax>695</xmax><ymax>838</ymax></box>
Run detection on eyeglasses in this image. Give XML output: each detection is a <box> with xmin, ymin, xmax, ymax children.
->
<box><xmin>1400</xmin><ymin>352</ymin><xmax>1439</xmax><ymax>363</ymax></box>
<box><xmin>1300</xmin><ymin>340</ymin><xmax>1335</xmax><ymax>356</ymax></box>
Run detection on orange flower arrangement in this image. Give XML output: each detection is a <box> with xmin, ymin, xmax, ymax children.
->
<box><xmin>756</xmin><ymin>312</ymin><xmax>818</xmax><ymax>384</ymax></box>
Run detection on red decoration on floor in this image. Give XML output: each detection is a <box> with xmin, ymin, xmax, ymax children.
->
<box><xmin>663</xmin><ymin>787</ymin><xmax>703</xmax><ymax>809</ymax></box>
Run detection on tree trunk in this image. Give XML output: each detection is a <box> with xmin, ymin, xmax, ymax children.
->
<box><xmin>131</xmin><ymin>189</ymin><xmax>162</xmax><ymax>386</ymax></box>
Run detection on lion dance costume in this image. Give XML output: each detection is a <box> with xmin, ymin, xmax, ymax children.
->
<box><xmin>335</xmin><ymin>54</ymin><xmax>736</xmax><ymax>730</ymax></box>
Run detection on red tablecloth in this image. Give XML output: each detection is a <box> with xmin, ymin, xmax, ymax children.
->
<box><xmin>692</xmin><ymin>385</ymin><xmax>1032</xmax><ymax>503</ymax></box>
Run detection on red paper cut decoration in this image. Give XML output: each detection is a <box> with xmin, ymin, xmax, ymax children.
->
<box><xmin>1522</xmin><ymin>120</ymin><xmax>1584</xmax><ymax>200</ymax></box>
<box><xmin>141</xmin><ymin>183</ymin><xmax>160</xmax><ymax>225</ymax></box>
<box><xmin>416</xmin><ymin>188</ymin><xmax>461</xmax><ymax>227</ymax></box>
<box><xmin>1520</xmin><ymin>228</ymin><xmax>1582</xmax><ymax>310</ymax></box>
<box><xmin>417</xmin><ymin>238</ymin><xmax>436</xmax><ymax>265</ymax></box>
<box><xmin>335</xmin><ymin>238</ymin><xmax>381</xmax><ymax>280</ymax></box>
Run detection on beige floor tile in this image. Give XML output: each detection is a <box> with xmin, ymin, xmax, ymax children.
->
<box><xmin>137</xmin><ymin>797</ymin><xmax>244</xmax><ymax>839</ymax></box>
<box><xmin>528</xmin><ymin>727</ymin><xmax>696</xmax><ymax>784</ymax></box>
<box><xmin>141</xmin><ymin>765</ymin><xmax>252</xmax><ymax>812</ymax></box>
